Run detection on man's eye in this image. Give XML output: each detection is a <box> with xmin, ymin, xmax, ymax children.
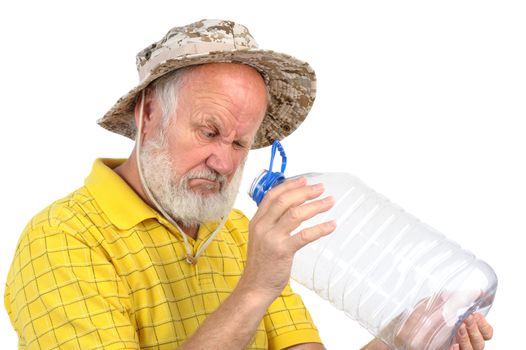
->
<box><xmin>233</xmin><ymin>141</ymin><xmax>247</xmax><ymax>149</ymax></box>
<box><xmin>202</xmin><ymin>129</ymin><xmax>217</xmax><ymax>139</ymax></box>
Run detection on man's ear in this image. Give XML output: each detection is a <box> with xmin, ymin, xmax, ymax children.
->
<box><xmin>133</xmin><ymin>87</ymin><xmax>158</xmax><ymax>140</ymax></box>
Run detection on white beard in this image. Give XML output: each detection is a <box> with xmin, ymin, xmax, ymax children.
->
<box><xmin>140</xmin><ymin>137</ymin><xmax>244</xmax><ymax>227</ymax></box>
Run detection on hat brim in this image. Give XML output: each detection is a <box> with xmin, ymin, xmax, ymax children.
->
<box><xmin>97</xmin><ymin>49</ymin><xmax>316</xmax><ymax>149</ymax></box>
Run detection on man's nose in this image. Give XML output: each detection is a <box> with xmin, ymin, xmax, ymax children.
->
<box><xmin>205</xmin><ymin>143</ymin><xmax>235</xmax><ymax>176</ymax></box>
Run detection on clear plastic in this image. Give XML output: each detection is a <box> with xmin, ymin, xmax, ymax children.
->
<box><xmin>254</xmin><ymin>172</ymin><xmax>498</xmax><ymax>350</ymax></box>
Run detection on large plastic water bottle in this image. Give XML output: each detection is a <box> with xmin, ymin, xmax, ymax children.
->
<box><xmin>249</xmin><ymin>141</ymin><xmax>497</xmax><ymax>350</ymax></box>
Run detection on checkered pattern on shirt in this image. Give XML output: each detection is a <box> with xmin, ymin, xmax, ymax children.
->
<box><xmin>4</xmin><ymin>158</ymin><xmax>321</xmax><ymax>350</ymax></box>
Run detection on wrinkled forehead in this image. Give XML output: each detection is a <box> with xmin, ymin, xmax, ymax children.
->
<box><xmin>177</xmin><ymin>64</ymin><xmax>268</xmax><ymax>128</ymax></box>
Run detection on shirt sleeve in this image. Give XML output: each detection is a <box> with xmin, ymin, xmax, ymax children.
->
<box><xmin>263</xmin><ymin>283</ymin><xmax>323</xmax><ymax>350</ymax></box>
<box><xmin>4</xmin><ymin>208</ymin><xmax>139</xmax><ymax>350</ymax></box>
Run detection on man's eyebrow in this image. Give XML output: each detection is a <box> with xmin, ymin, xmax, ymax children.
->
<box><xmin>197</xmin><ymin>115</ymin><xmax>251</xmax><ymax>144</ymax></box>
<box><xmin>202</xmin><ymin>115</ymin><xmax>223</xmax><ymax>130</ymax></box>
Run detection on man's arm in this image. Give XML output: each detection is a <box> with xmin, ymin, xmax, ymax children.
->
<box><xmin>361</xmin><ymin>339</ymin><xmax>390</xmax><ymax>350</ymax></box>
<box><xmin>178</xmin><ymin>280</ymin><xmax>274</xmax><ymax>349</ymax></box>
<box><xmin>179</xmin><ymin>177</ymin><xmax>335</xmax><ymax>349</ymax></box>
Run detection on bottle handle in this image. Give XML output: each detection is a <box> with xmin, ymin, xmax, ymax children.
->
<box><xmin>250</xmin><ymin>140</ymin><xmax>287</xmax><ymax>205</ymax></box>
<box><xmin>269</xmin><ymin>140</ymin><xmax>287</xmax><ymax>174</ymax></box>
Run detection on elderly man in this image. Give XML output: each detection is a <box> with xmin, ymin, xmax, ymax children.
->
<box><xmin>5</xmin><ymin>20</ymin><xmax>492</xmax><ymax>349</ymax></box>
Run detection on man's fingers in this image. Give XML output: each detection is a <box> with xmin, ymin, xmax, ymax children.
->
<box><xmin>465</xmin><ymin>314</ymin><xmax>486</xmax><ymax>350</ymax></box>
<box><xmin>255</xmin><ymin>176</ymin><xmax>306</xmax><ymax>211</ymax></box>
<box><xmin>474</xmin><ymin>313</ymin><xmax>493</xmax><ymax>340</ymax></box>
<box><xmin>257</xmin><ymin>179</ymin><xmax>325</xmax><ymax>223</ymax></box>
<box><xmin>456</xmin><ymin>324</ymin><xmax>474</xmax><ymax>350</ymax></box>
<box><xmin>277</xmin><ymin>196</ymin><xmax>334</xmax><ymax>233</ymax></box>
<box><xmin>290</xmin><ymin>221</ymin><xmax>336</xmax><ymax>251</ymax></box>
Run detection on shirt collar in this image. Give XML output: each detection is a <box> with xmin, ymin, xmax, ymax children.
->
<box><xmin>84</xmin><ymin>158</ymin><xmax>157</xmax><ymax>230</ymax></box>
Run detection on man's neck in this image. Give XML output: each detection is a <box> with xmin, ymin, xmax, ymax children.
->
<box><xmin>177</xmin><ymin>223</ymin><xmax>199</xmax><ymax>240</ymax></box>
<box><xmin>114</xmin><ymin>150</ymin><xmax>199</xmax><ymax>239</ymax></box>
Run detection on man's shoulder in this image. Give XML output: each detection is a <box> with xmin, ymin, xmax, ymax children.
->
<box><xmin>227</xmin><ymin>208</ymin><xmax>251</xmax><ymax>227</ymax></box>
<box><xmin>5</xmin><ymin>186</ymin><xmax>100</xmax><ymax>287</ymax></box>
<box><xmin>23</xmin><ymin>185</ymin><xmax>96</xmax><ymax>238</ymax></box>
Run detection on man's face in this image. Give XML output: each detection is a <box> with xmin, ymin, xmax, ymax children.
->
<box><xmin>141</xmin><ymin>63</ymin><xmax>268</xmax><ymax>225</ymax></box>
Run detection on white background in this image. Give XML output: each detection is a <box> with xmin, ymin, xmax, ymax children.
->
<box><xmin>1</xmin><ymin>1</ymin><xmax>524</xmax><ymax>348</ymax></box>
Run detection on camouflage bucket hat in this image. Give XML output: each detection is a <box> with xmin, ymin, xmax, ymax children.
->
<box><xmin>97</xmin><ymin>19</ymin><xmax>316</xmax><ymax>149</ymax></box>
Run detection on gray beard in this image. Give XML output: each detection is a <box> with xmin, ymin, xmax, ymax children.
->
<box><xmin>140</xmin><ymin>139</ymin><xmax>244</xmax><ymax>227</ymax></box>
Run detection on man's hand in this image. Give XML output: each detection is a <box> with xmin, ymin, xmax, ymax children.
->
<box><xmin>179</xmin><ymin>177</ymin><xmax>335</xmax><ymax>349</ymax></box>
<box><xmin>384</xmin><ymin>290</ymin><xmax>494</xmax><ymax>350</ymax></box>
<box><xmin>362</xmin><ymin>312</ymin><xmax>493</xmax><ymax>350</ymax></box>
<box><xmin>240</xmin><ymin>176</ymin><xmax>336</xmax><ymax>299</ymax></box>
<box><xmin>451</xmin><ymin>313</ymin><xmax>493</xmax><ymax>350</ymax></box>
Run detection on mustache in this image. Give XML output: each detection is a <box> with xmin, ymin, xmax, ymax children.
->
<box><xmin>183</xmin><ymin>168</ymin><xmax>227</xmax><ymax>188</ymax></box>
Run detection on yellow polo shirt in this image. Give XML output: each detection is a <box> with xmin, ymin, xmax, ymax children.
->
<box><xmin>5</xmin><ymin>158</ymin><xmax>321</xmax><ymax>349</ymax></box>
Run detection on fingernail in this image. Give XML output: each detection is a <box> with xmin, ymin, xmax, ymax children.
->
<box><xmin>326</xmin><ymin>220</ymin><xmax>337</xmax><ymax>229</ymax></box>
<box><xmin>324</xmin><ymin>196</ymin><xmax>334</xmax><ymax>204</ymax></box>
<box><xmin>458</xmin><ymin>324</ymin><xmax>466</xmax><ymax>337</ymax></box>
<box><xmin>466</xmin><ymin>315</ymin><xmax>474</xmax><ymax>325</ymax></box>
<box><xmin>313</xmin><ymin>183</ymin><xmax>324</xmax><ymax>191</ymax></box>
<box><xmin>295</xmin><ymin>176</ymin><xmax>306</xmax><ymax>184</ymax></box>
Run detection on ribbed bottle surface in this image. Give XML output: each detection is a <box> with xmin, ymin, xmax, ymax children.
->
<box><xmin>291</xmin><ymin>173</ymin><xmax>497</xmax><ymax>350</ymax></box>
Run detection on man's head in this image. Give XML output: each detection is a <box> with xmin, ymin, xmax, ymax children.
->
<box><xmin>98</xmin><ymin>19</ymin><xmax>317</xmax><ymax>226</ymax></box>
<box><xmin>136</xmin><ymin>63</ymin><xmax>268</xmax><ymax>226</ymax></box>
